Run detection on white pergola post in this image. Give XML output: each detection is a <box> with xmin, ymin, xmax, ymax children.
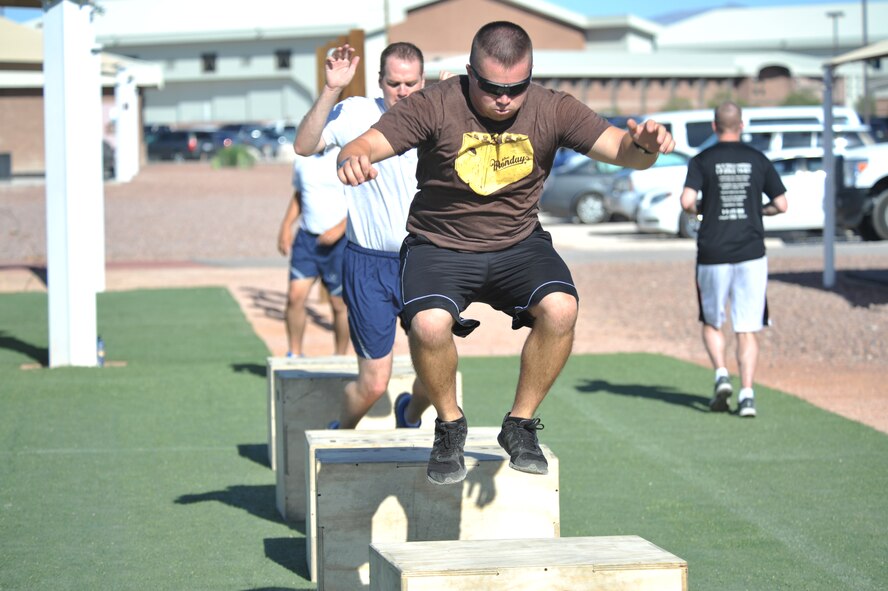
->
<box><xmin>114</xmin><ymin>68</ymin><xmax>140</xmax><ymax>182</ymax></box>
<box><xmin>43</xmin><ymin>0</ymin><xmax>104</xmax><ymax>367</ymax></box>
<box><xmin>822</xmin><ymin>65</ymin><xmax>837</xmax><ymax>289</ymax></box>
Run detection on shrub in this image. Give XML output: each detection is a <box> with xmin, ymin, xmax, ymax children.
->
<box><xmin>211</xmin><ymin>145</ymin><xmax>256</xmax><ymax>169</ymax></box>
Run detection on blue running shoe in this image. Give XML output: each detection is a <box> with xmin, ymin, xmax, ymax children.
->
<box><xmin>395</xmin><ymin>392</ymin><xmax>421</xmax><ymax>428</ymax></box>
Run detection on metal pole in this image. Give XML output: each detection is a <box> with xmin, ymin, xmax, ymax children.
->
<box><xmin>826</xmin><ymin>11</ymin><xmax>844</xmax><ymax>56</ymax></box>
<box><xmin>862</xmin><ymin>0</ymin><xmax>870</xmax><ymax>126</ymax></box>
<box><xmin>822</xmin><ymin>65</ymin><xmax>836</xmax><ymax>289</ymax></box>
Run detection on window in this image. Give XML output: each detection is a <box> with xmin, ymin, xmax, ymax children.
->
<box><xmin>782</xmin><ymin>132</ymin><xmax>814</xmax><ymax>149</ymax></box>
<box><xmin>201</xmin><ymin>53</ymin><xmax>217</xmax><ymax>73</ymax></box>
<box><xmin>275</xmin><ymin>49</ymin><xmax>291</xmax><ymax>70</ymax></box>
<box><xmin>686</xmin><ymin>121</ymin><xmax>713</xmax><ymax>147</ymax></box>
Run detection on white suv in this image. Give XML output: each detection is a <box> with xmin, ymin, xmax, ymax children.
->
<box><xmin>839</xmin><ymin>142</ymin><xmax>888</xmax><ymax>240</ymax></box>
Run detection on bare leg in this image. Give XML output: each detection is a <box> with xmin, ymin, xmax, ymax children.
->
<box><xmin>328</xmin><ymin>294</ymin><xmax>350</xmax><ymax>356</ymax></box>
<box><xmin>285</xmin><ymin>277</ymin><xmax>315</xmax><ymax>356</ymax></box>
<box><xmin>339</xmin><ymin>353</ymin><xmax>393</xmax><ymax>429</ymax></box>
<box><xmin>404</xmin><ymin>376</ymin><xmax>431</xmax><ymax>425</ymax></box>
<box><xmin>702</xmin><ymin>323</ymin><xmax>727</xmax><ymax>370</ymax></box>
<box><xmin>736</xmin><ymin>332</ymin><xmax>758</xmax><ymax>390</ymax></box>
<box><xmin>512</xmin><ymin>292</ymin><xmax>577</xmax><ymax>418</ymax></box>
<box><xmin>408</xmin><ymin>308</ymin><xmax>461</xmax><ymax>422</ymax></box>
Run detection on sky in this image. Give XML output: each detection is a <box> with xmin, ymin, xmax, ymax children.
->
<box><xmin>548</xmin><ymin>0</ymin><xmax>857</xmax><ymax>21</ymax></box>
<box><xmin>0</xmin><ymin>0</ymin><xmax>865</xmax><ymax>24</ymax></box>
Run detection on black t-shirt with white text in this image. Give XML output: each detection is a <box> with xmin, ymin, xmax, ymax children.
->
<box><xmin>684</xmin><ymin>142</ymin><xmax>786</xmax><ymax>264</ymax></box>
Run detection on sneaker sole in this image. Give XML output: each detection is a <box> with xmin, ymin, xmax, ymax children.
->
<box><xmin>427</xmin><ymin>467</ymin><xmax>467</xmax><ymax>485</ymax></box>
<box><xmin>507</xmin><ymin>460</ymin><xmax>548</xmax><ymax>475</ymax></box>
<box><xmin>739</xmin><ymin>408</ymin><xmax>757</xmax><ymax>418</ymax></box>
<box><xmin>709</xmin><ymin>391</ymin><xmax>731</xmax><ymax>412</ymax></box>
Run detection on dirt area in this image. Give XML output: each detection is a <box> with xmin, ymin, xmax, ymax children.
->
<box><xmin>1</xmin><ymin>161</ymin><xmax>886</xmax><ymax>433</ymax></box>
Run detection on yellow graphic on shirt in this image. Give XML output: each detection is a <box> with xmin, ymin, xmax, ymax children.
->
<box><xmin>455</xmin><ymin>132</ymin><xmax>534</xmax><ymax>196</ymax></box>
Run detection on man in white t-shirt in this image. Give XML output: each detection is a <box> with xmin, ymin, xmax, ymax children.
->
<box><xmin>293</xmin><ymin>42</ymin><xmax>429</xmax><ymax>429</ymax></box>
<box><xmin>277</xmin><ymin>147</ymin><xmax>349</xmax><ymax>357</ymax></box>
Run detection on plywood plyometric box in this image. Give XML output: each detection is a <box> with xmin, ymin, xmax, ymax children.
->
<box><xmin>265</xmin><ymin>355</ymin><xmax>414</xmax><ymax>470</ymax></box>
<box><xmin>369</xmin><ymin>535</ymin><xmax>687</xmax><ymax>591</ymax></box>
<box><xmin>274</xmin><ymin>365</ymin><xmax>462</xmax><ymax>521</ymax></box>
<box><xmin>315</xmin><ymin>444</ymin><xmax>560</xmax><ymax>591</ymax></box>
<box><xmin>302</xmin><ymin>427</ymin><xmax>503</xmax><ymax>582</ymax></box>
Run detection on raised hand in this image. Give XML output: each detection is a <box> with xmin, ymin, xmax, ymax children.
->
<box><xmin>325</xmin><ymin>44</ymin><xmax>361</xmax><ymax>91</ymax></box>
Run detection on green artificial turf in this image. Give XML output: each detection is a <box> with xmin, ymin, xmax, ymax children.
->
<box><xmin>1</xmin><ymin>289</ymin><xmax>886</xmax><ymax>590</ymax></box>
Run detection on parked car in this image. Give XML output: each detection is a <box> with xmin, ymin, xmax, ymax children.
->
<box><xmin>839</xmin><ymin>142</ymin><xmax>888</xmax><ymax>240</ymax></box>
<box><xmin>694</xmin><ymin>122</ymin><xmax>874</xmax><ymax>155</ymax></box>
<box><xmin>540</xmin><ymin>151</ymin><xmax>690</xmax><ymax>224</ymax></box>
<box><xmin>102</xmin><ymin>140</ymin><xmax>115</xmax><ymax>179</ymax></box>
<box><xmin>147</xmin><ymin>129</ymin><xmax>216</xmax><ymax>161</ymax></box>
<box><xmin>641</xmin><ymin>105</ymin><xmax>867</xmax><ymax>156</ymax></box>
<box><xmin>635</xmin><ymin>148</ymin><xmax>869</xmax><ymax>239</ymax></box>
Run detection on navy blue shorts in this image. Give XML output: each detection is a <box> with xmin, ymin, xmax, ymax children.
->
<box><xmin>289</xmin><ymin>229</ymin><xmax>346</xmax><ymax>296</ymax></box>
<box><xmin>399</xmin><ymin>226</ymin><xmax>578</xmax><ymax>337</ymax></box>
<box><xmin>342</xmin><ymin>242</ymin><xmax>403</xmax><ymax>359</ymax></box>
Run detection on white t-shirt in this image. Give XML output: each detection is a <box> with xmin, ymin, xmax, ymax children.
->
<box><xmin>321</xmin><ymin>96</ymin><xmax>418</xmax><ymax>252</ymax></box>
<box><xmin>291</xmin><ymin>147</ymin><xmax>347</xmax><ymax>235</ymax></box>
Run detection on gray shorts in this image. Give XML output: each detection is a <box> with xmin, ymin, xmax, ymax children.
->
<box><xmin>696</xmin><ymin>256</ymin><xmax>769</xmax><ymax>332</ymax></box>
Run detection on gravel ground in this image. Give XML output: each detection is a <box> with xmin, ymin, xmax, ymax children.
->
<box><xmin>1</xmin><ymin>161</ymin><xmax>886</xmax><ymax>432</ymax></box>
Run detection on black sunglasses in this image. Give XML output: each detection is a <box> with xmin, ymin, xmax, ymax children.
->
<box><xmin>469</xmin><ymin>65</ymin><xmax>532</xmax><ymax>97</ymax></box>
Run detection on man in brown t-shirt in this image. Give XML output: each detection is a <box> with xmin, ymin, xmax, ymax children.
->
<box><xmin>337</xmin><ymin>21</ymin><xmax>675</xmax><ymax>485</ymax></box>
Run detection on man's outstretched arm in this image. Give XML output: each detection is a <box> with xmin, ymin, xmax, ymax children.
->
<box><xmin>336</xmin><ymin>129</ymin><xmax>397</xmax><ymax>186</ymax></box>
<box><xmin>293</xmin><ymin>44</ymin><xmax>360</xmax><ymax>156</ymax></box>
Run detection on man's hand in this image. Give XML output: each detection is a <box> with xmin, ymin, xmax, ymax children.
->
<box><xmin>277</xmin><ymin>227</ymin><xmax>291</xmax><ymax>256</ymax></box>
<box><xmin>336</xmin><ymin>154</ymin><xmax>378</xmax><ymax>186</ymax></box>
<box><xmin>325</xmin><ymin>44</ymin><xmax>361</xmax><ymax>91</ymax></box>
<box><xmin>626</xmin><ymin>118</ymin><xmax>676</xmax><ymax>155</ymax></box>
<box><xmin>318</xmin><ymin>218</ymin><xmax>347</xmax><ymax>246</ymax></box>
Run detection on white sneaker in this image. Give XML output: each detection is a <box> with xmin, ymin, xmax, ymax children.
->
<box><xmin>738</xmin><ymin>397</ymin><xmax>757</xmax><ymax>418</ymax></box>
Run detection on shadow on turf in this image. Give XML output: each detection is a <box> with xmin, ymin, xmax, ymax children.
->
<box><xmin>231</xmin><ymin>362</ymin><xmax>266</xmax><ymax>378</ymax></box>
<box><xmin>174</xmin><ymin>484</ymin><xmax>304</xmax><ymax>534</ymax></box>
<box><xmin>576</xmin><ymin>378</ymin><xmax>710</xmax><ymax>412</ymax></box>
<box><xmin>262</xmin><ymin>537</ymin><xmax>310</xmax><ymax>581</ymax></box>
<box><xmin>238</xmin><ymin>443</ymin><xmax>271</xmax><ymax>469</ymax></box>
<box><xmin>0</xmin><ymin>330</ymin><xmax>48</xmax><ymax>366</ymax></box>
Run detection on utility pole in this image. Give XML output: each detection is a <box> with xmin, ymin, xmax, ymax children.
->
<box><xmin>862</xmin><ymin>0</ymin><xmax>870</xmax><ymax>126</ymax></box>
<box><xmin>826</xmin><ymin>10</ymin><xmax>844</xmax><ymax>56</ymax></box>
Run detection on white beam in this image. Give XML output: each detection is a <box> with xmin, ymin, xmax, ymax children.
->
<box><xmin>114</xmin><ymin>68</ymin><xmax>140</xmax><ymax>182</ymax></box>
<box><xmin>822</xmin><ymin>65</ymin><xmax>836</xmax><ymax>289</ymax></box>
<box><xmin>43</xmin><ymin>0</ymin><xmax>104</xmax><ymax>366</ymax></box>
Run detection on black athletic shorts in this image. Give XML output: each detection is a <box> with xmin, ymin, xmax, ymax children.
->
<box><xmin>399</xmin><ymin>225</ymin><xmax>578</xmax><ymax>337</ymax></box>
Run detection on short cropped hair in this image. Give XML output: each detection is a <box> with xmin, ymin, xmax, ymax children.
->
<box><xmin>714</xmin><ymin>101</ymin><xmax>742</xmax><ymax>134</ymax></box>
<box><xmin>379</xmin><ymin>42</ymin><xmax>424</xmax><ymax>79</ymax></box>
<box><xmin>469</xmin><ymin>21</ymin><xmax>533</xmax><ymax>70</ymax></box>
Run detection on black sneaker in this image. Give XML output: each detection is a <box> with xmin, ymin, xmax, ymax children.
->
<box><xmin>427</xmin><ymin>414</ymin><xmax>467</xmax><ymax>485</ymax></box>
<box><xmin>395</xmin><ymin>392</ymin><xmax>421</xmax><ymax>428</ymax></box>
<box><xmin>709</xmin><ymin>376</ymin><xmax>733</xmax><ymax>412</ymax></box>
<box><xmin>738</xmin><ymin>397</ymin><xmax>757</xmax><ymax>418</ymax></box>
<box><xmin>497</xmin><ymin>414</ymin><xmax>548</xmax><ymax>475</ymax></box>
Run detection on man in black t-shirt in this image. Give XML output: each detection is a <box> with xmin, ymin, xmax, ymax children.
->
<box><xmin>680</xmin><ymin>102</ymin><xmax>787</xmax><ymax>418</ymax></box>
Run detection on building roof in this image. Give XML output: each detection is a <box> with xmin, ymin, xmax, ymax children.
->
<box><xmin>657</xmin><ymin>1</ymin><xmax>888</xmax><ymax>53</ymax></box>
<box><xmin>828</xmin><ymin>38</ymin><xmax>888</xmax><ymax>65</ymax></box>
<box><xmin>0</xmin><ymin>15</ymin><xmax>163</xmax><ymax>88</ymax></box>
<box><xmin>425</xmin><ymin>48</ymin><xmax>825</xmax><ymax>79</ymax></box>
<box><xmin>0</xmin><ymin>14</ymin><xmax>42</xmax><ymax>67</ymax></box>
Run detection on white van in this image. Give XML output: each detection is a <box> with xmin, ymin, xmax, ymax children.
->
<box><xmin>643</xmin><ymin>106</ymin><xmax>871</xmax><ymax>155</ymax></box>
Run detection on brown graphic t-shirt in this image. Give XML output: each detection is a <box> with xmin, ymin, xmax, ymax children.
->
<box><xmin>372</xmin><ymin>76</ymin><xmax>609</xmax><ymax>251</ymax></box>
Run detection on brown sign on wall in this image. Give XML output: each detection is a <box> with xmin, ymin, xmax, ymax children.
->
<box><xmin>316</xmin><ymin>29</ymin><xmax>366</xmax><ymax>99</ymax></box>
